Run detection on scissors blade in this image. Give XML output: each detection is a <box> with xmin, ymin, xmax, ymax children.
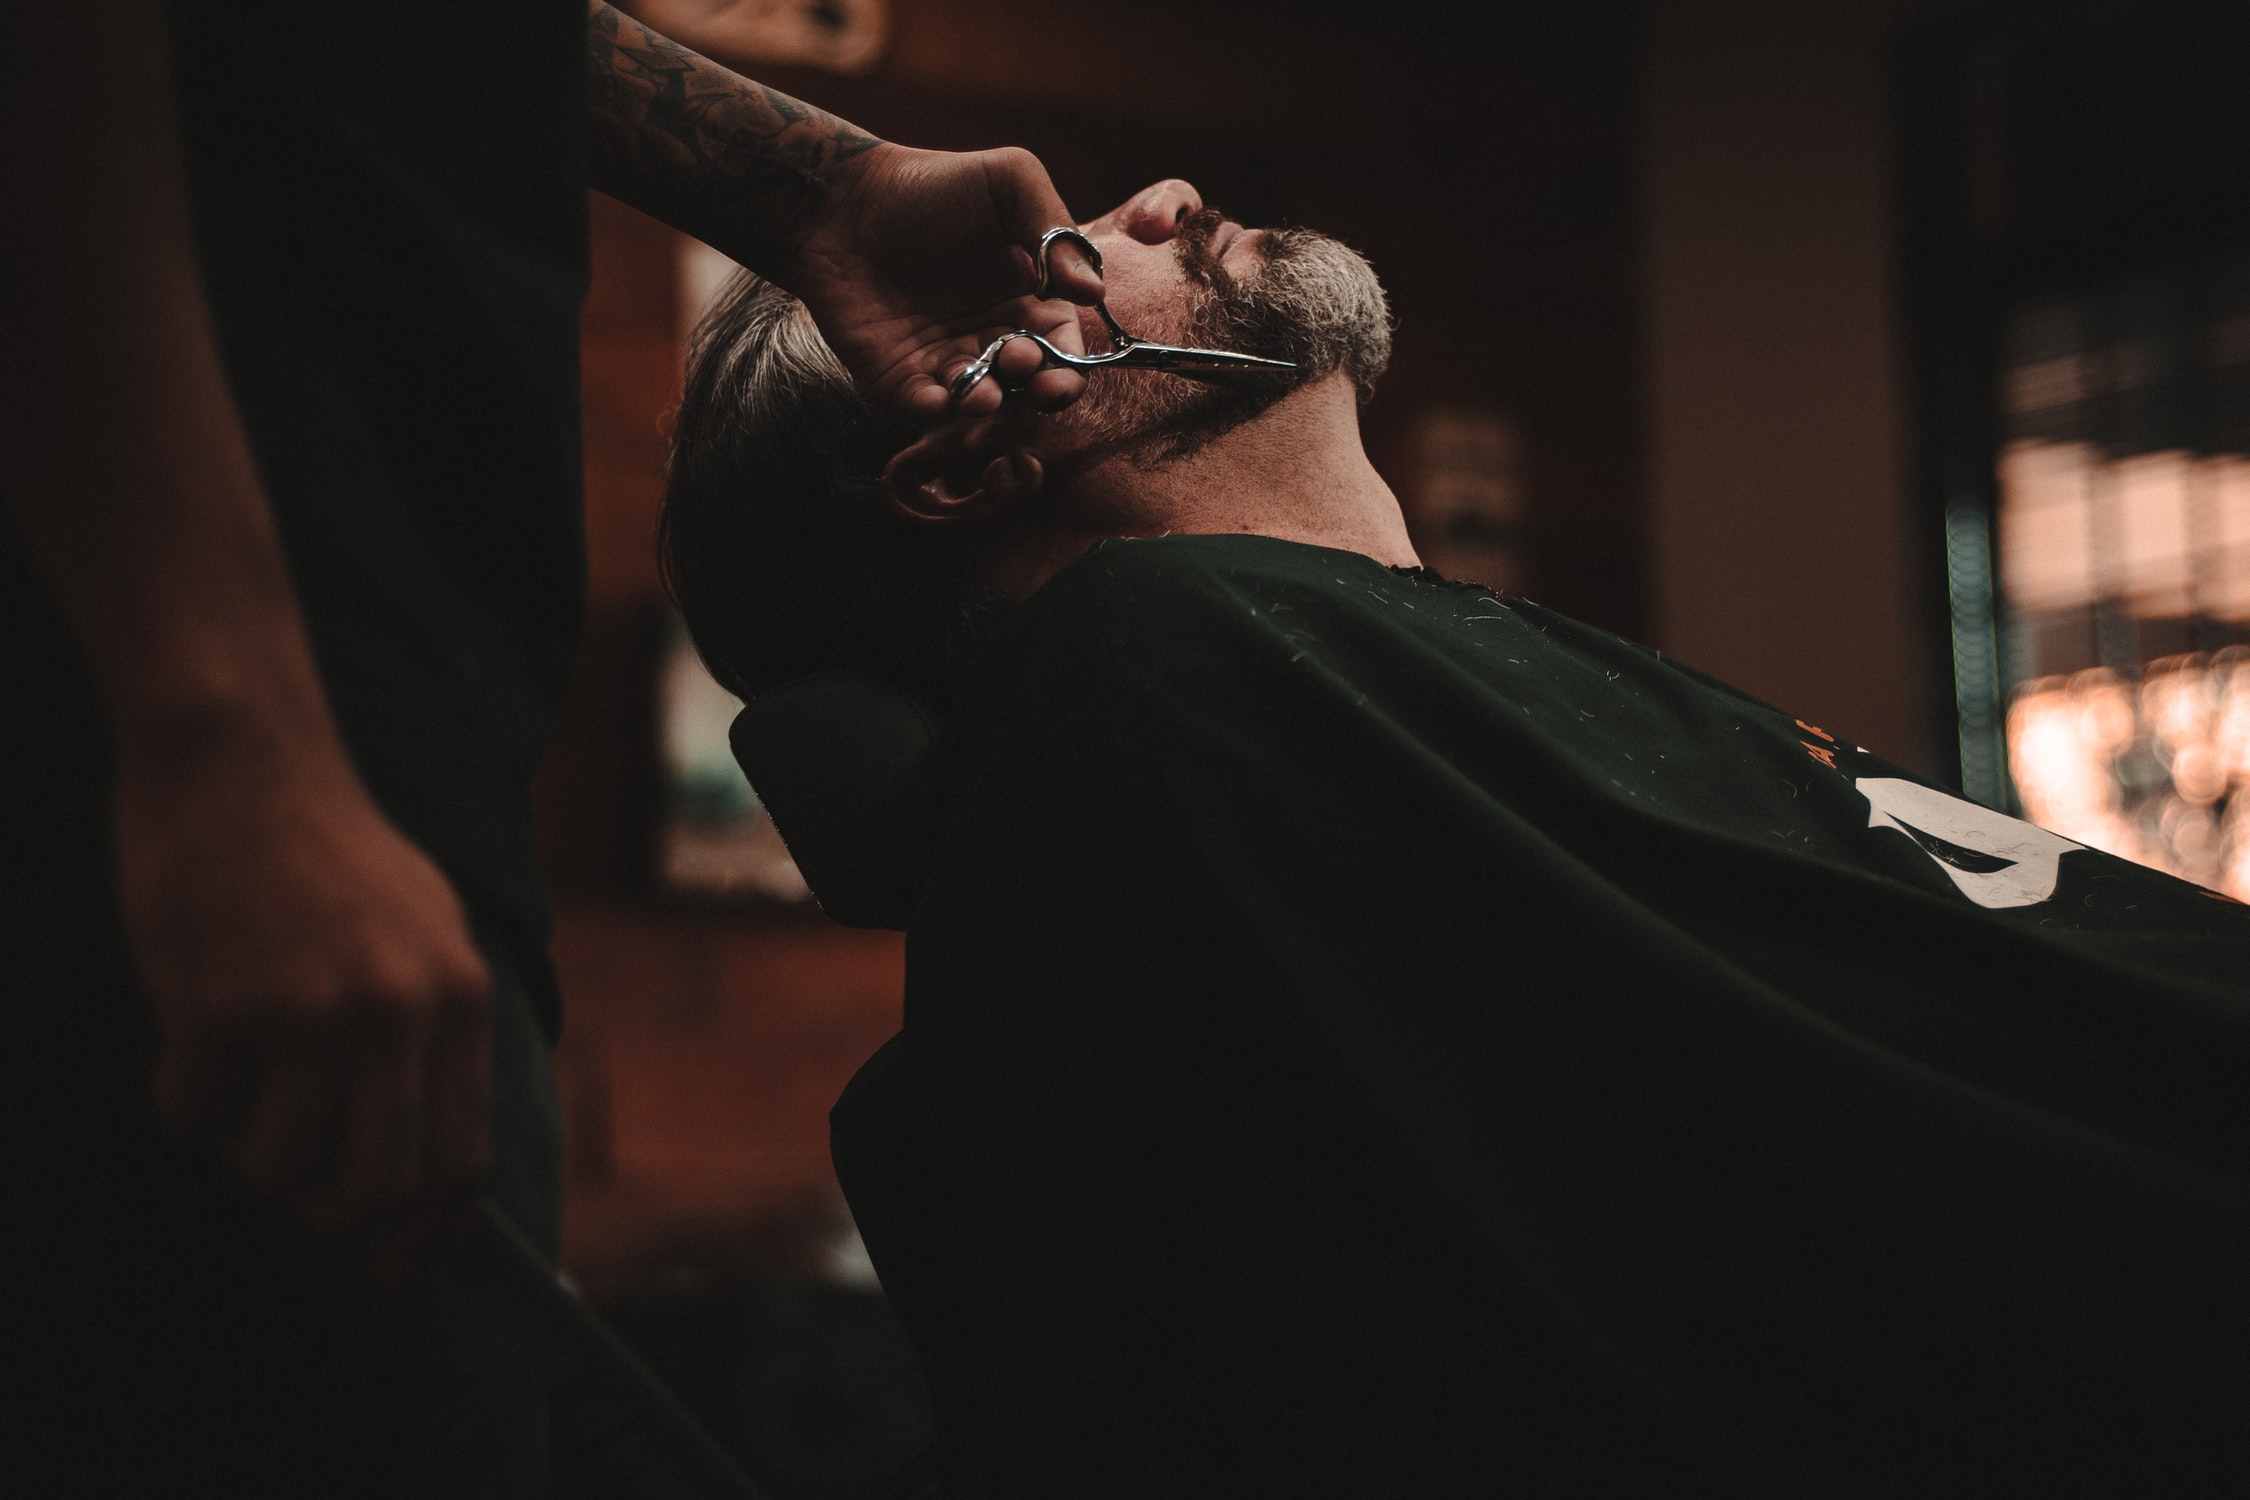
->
<box><xmin>948</xmin><ymin>327</ymin><xmax>1298</xmax><ymax>403</ymax></box>
<box><xmin>1109</xmin><ymin>342</ymin><xmax>1298</xmax><ymax>376</ymax></box>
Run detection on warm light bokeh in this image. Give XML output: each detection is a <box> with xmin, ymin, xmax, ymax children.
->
<box><xmin>2007</xmin><ymin>650</ymin><xmax>2250</xmax><ymax>898</ymax></box>
<box><xmin>1998</xmin><ymin>442</ymin><xmax>2250</xmax><ymax>622</ymax></box>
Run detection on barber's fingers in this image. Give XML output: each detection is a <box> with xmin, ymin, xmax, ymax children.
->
<box><xmin>932</xmin><ymin>144</ymin><xmax>1095</xmax><ymax>415</ymax></box>
<box><xmin>948</xmin><ymin>330</ymin><xmax>1090</xmax><ymax>419</ymax></box>
<box><xmin>294</xmin><ymin>1013</ymin><xmax>424</xmax><ymax>1235</ymax></box>
<box><xmin>987</xmin><ymin>334</ymin><xmax>1052</xmax><ymax>386</ymax></box>
<box><xmin>947</xmin><ymin>366</ymin><xmax>1004</xmax><ymax>420</ymax></box>
<box><xmin>1021</xmin><ymin>366</ymin><xmax>1086</xmax><ymax>409</ymax></box>
<box><xmin>1037</xmin><ymin>235</ymin><xmax>1102</xmax><ymax>305</ymax></box>
<box><xmin>990</xmin><ymin>335</ymin><xmax>1066</xmax><ymax>391</ymax></box>
<box><xmin>982</xmin><ymin>146</ymin><xmax>1102</xmax><ymax>307</ymax></box>
<box><xmin>421</xmin><ymin>981</ymin><xmax>494</xmax><ymax>1207</ymax></box>
<box><xmin>365</xmin><ymin>986</ymin><xmax>489</xmax><ymax>1283</ymax></box>
<box><xmin>228</xmin><ymin>1033</ymin><xmax>349</xmax><ymax>1202</ymax></box>
<box><xmin>218</xmin><ymin>961</ymin><xmax>487</xmax><ymax>1237</ymax></box>
<box><xmin>946</xmin><ymin>353</ymin><xmax>1085</xmax><ymax>419</ymax></box>
<box><xmin>156</xmin><ymin>1022</ymin><xmax>260</xmax><ymax>1144</ymax></box>
<box><xmin>903</xmin><ymin>377</ymin><xmax>963</xmax><ymax>423</ymax></box>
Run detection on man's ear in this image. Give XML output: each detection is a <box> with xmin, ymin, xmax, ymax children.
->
<box><xmin>880</xmin><ymin>421</ymin><xmax>1045</xmax><ymax>527</ymax></box>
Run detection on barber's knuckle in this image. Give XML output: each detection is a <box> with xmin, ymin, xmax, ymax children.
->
<box><xmin>359</xmin><ymin>944</ymin><xmax>459</xmax><ymax>1012</ymax></box>
<box><xmin>445</xmin><ymin>948</ymin><xmax>494</xmax><ymax>1002</ymax></box>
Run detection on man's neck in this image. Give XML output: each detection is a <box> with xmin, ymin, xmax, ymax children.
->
<box><xmin>990</xmin><ymin>375</ymin><xmax>1419</xmax><ymax>600</ymax></box>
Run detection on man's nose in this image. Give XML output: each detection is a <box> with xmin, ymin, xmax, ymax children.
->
<box><xmin>1085</xmin><ymin>180</ymin><xmax>1204</xmax><ymax>245</ymax></box>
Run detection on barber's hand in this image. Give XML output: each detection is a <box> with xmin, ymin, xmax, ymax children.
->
<box><xmin>115</xmin><ymin>737</ymin><xmax>493</xmax><ymax>1248</ymax></box>
<box><xmin>788</xmin><ymin>141</ymin><xmax>1105</xmax><ymax>423</ymax></box>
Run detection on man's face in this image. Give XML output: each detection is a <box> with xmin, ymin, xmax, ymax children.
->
<box><xmin>1060</xmin><ymin>179</ymin><xmax>1392</xmax><ymax>463</ymax></box>
<box><xmin>1077</xmin><ymin>179</ymin><xmax>1266</xmax><ymax>344</ymax></box>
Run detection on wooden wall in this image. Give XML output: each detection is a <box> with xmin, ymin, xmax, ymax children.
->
<box><xmin>1642</xmin><ymin>0</ymin><xmax>1966</xmax><ymax>773</ymax></box>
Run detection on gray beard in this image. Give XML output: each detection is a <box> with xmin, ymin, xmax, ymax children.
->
<box><xmin>1077</xmin><ymin>217</ymin><xmax>1394</xmax><ymax>468</ymax></box>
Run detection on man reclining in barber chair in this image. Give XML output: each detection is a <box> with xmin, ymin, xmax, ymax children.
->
<box><xmin>662</xmin><ymin>178</ymin><xmax>2250</xmax><ymax>1498</ymax></box>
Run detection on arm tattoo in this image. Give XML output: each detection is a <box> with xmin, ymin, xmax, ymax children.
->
<box><xmin>586</xmin><ymin>2</ymin><xmax>881</xmax><ymax>271</ymax></box>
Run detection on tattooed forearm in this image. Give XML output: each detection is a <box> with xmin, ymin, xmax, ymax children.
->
<box><xmin>586</xmin><ymin>2</ymin><xmax>883</xmax><ymax>273</ymax></box>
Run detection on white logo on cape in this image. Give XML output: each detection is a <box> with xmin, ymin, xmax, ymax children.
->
<box><xmin>1856</xmin><ymin>776</ymin><xmax>2083</xmax><ymax>909</ymax></box>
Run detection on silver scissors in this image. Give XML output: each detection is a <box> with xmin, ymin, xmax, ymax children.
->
<box><xmin>948</xmin><ymin>227</ymin><xmax>1297</xmax><ymax>404</ymax></box>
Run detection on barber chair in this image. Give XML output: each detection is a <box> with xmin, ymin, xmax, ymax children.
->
<box><xmin>726</xmin><ymin>674</ymin><xmax>942</xmax><ymax>932</ymax></box>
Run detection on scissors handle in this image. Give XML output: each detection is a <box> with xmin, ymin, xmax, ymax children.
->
<box><xmin>1033</xmin><ymin>227</ymin><xmax>1103</xmax><ymax>299</ymax></box>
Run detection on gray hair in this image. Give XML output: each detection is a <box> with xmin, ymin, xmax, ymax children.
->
<box><xmin>659</xmin><ymin>273</ymin><xmax>1008</xmax><ymax>707</ymax></box>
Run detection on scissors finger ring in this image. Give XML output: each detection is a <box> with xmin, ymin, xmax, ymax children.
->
<box><xmin>1033</xmin><ymin>226</ymin><xmax>1103</xmax><ymax>300</ymax></box>
<box><xmin>950</xmin><ymin>332</ymin><xmax>1040</xmax><ymax>404</ymax></box>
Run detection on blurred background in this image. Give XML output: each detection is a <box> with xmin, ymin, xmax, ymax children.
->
<box><xmin>545</xmin><ymin>0</ymin><xmax>2250</xmax><ymax>1492</ymax></box>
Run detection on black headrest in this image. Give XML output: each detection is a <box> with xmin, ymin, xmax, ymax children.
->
<box><xmin>727</xmin><ymin>674</ymin><xmax>940</xmax><ymax>931</ymax></box>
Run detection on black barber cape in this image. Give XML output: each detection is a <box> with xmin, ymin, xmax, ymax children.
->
<box><xmin>832</xmin><ymin>534</ymin><xmax>2250</xmax><ymax>1498</ymax></box>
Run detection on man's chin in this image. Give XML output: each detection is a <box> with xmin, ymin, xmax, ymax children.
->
<box><xmin>1079</xmin><ymin>225</ymin><xmax>1390</xmax><ymax>464</ymax></box>
<box><xmin>1098</xmin><ymin>360</ymin><xmax>1311</xmax><ymax>470</ymax></box>
<box><xmin>1204</xmin><ymin>228</ymin><xmax>1392</xmax><ymax>404</ymax></box>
